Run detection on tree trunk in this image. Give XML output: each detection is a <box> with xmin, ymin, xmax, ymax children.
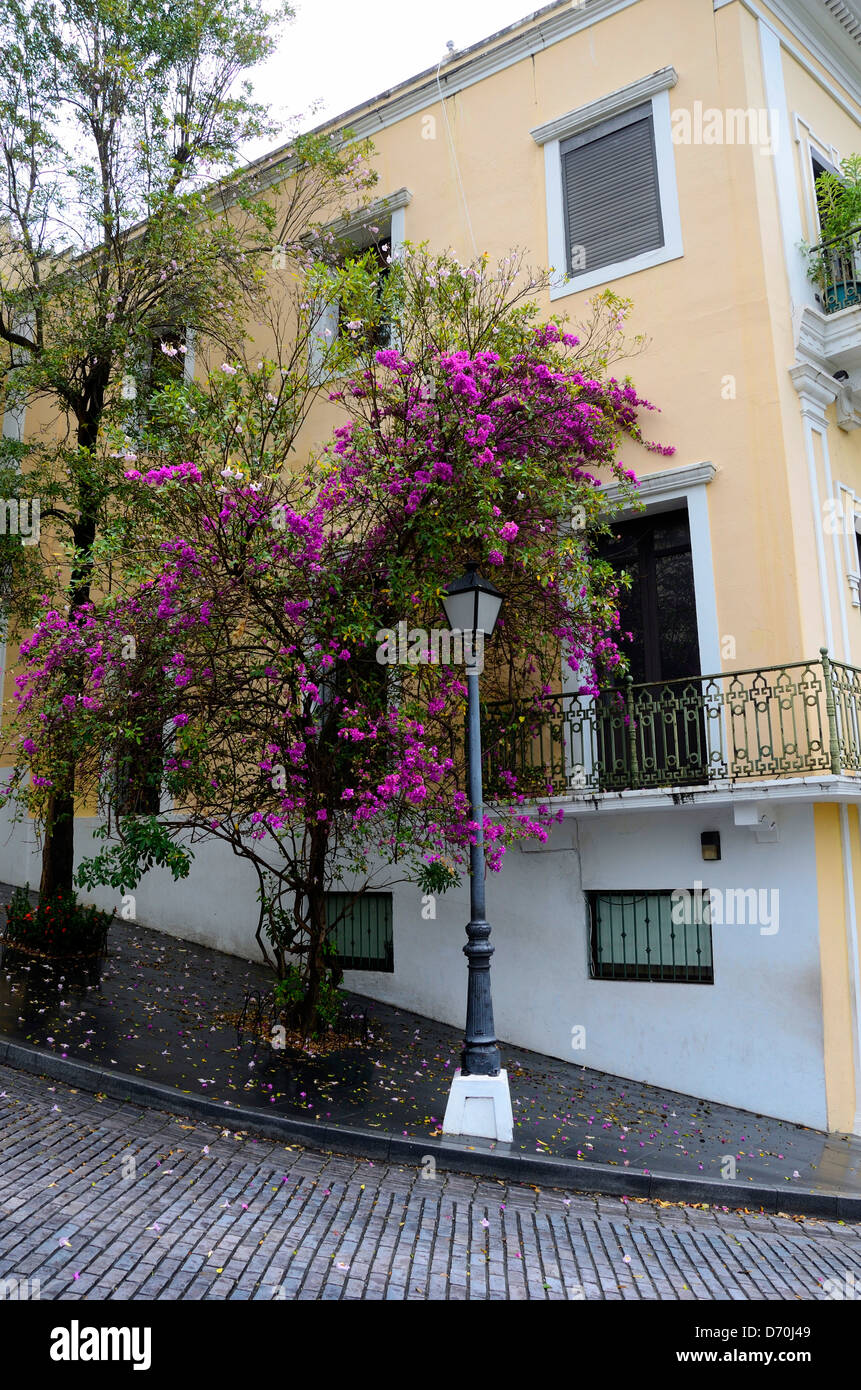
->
<box><xmin>38</xmin><ymin>791</ymin><xmax>75</xmax><ymax>898</ymax></box>
<box><xmin>299</xmin><ymin>916</ymin><xmax>328</xmax><ymax>1036</ymax></box>
<box><xmin>298</xmin><ymin>830</ymin><xmax>330</xmax><ymax>1034</ymax></box>
<box><xmin>37</xmin><ymin>405</ymin><xmax>102</xmax><ymax>899</ymax></box>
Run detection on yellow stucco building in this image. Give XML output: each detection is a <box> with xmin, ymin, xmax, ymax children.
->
<box><xmin>4</xmin><ymin>0</ymin><xmax>861</xmax><ymax>1133</ymax></box>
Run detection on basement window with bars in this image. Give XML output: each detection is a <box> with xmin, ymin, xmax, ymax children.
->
<box><xmin>326</xmin><ymin>891</ymin><xmax>394</xmax><ymax>972</ymax></box>
<box><xmin>587</xmin><ymin>890</ymin><xmax>714</xmax><ymax>984</ymax></box>
<box><xmin>561</xmin><ymin>102</ymin><xmax>664</xmax><ymax>279</ymax></box>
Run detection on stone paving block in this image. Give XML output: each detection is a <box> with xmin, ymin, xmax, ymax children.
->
<box><xmin>2</xmin><ymin>1060</ymin><xmax>861</xmax><ymax>1302</ymax></box>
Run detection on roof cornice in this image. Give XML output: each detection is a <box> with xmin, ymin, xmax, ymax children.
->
<box><xmin>244</xmin><ymin>0</ymin><xmax>646</xmax><ymax>197</ymax></box>
<box><xmin>715</xmin><ymin>0</ymin><xmax>861</xmax><ymax>112</ymax></box>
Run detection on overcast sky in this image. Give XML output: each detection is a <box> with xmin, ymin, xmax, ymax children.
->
<box><xmin>249</xmin><ymin>0</ymin><xmax>542</xmax><ymax>155</ymax></box>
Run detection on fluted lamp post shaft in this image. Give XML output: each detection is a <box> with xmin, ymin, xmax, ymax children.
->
<box><xmin>440</xmin><ymin>564</ymin><xmax>513</xmax><ymax>1142</ymax></box>
<box><xmin>461</xmin><ymin>661</ymin><xmax>500</xmax><ymax>1075</ymax></box>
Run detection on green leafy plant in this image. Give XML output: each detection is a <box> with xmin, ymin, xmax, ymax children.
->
<box><xmin>6</xmin><ymin>250</ymin><xmax>665</xmax><ymax>1034</ymax></box>
<box><xmin>273</xmin><ymin>955</ymin><xmax>345</xmax><ymax>1036</ymax></box>
<box><xmin>0</xmin><ymin>0</ymin><xmax>376</xmax><ymax>902</ymax></box>
<box><xmin>804</xmin><ymin>155</ymin><xmax>861</xmax><ymax>306</ymax></box>
<box><xmin>75</xmin><ymin>818</ymin><xmax>192</xmax><ymax>896</ymax></box>
<box><xmin>814</xmin><ymin>154</ymin><xmax>861</xmax><ymax>242</ymax></box>
<box><xmin>3</xmin><ymin>884</ymin><xmax>112</xmax><ymax>957</ymax></box>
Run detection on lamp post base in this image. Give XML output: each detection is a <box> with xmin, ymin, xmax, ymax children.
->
<box><xmin>441</xmin><ymin>1068</ymin><xmax>513</xmax><ymax>1143</ymax></box>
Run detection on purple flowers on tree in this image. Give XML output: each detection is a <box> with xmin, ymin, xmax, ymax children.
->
<box><xmin>4</xmin><ymin>249</ymin><xmax>671</xmax><ymax>1029</ymax></box>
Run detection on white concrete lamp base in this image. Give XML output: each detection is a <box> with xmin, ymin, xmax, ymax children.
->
<box><xmin>441</xmin><ymin>1068</ymin><xmax>514</xmax><ymax>1143</ymax></box>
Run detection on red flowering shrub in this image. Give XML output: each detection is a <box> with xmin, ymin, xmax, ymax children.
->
<box><xmin>4</xmin><ymin>885</ymin><xmax>111</xmax><ymax>956</ymax></box>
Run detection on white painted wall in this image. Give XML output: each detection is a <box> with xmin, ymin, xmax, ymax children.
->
<box><xmin>345</xmin><ymin>803</ymin><xmax>827</xmax><ymax>1131</ymax></box>
<box><xmin>0</xmin><ymin>810</ymin><xmax>263</xmax><ymax>959</ymax></box>
<box><xmin>574</xmin><ymin>804</ymin><xmax>826</xmax><ymax>1130</ymax></box>
<box><xmin>0</xmin><ymin>796</ymin><xmax>830</xmax><ymax>1131</ymax></box>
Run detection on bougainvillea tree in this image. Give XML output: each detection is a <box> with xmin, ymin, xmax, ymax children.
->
<box><xmin>4</xmin><ymin>249</ymin><xmax>673</xmax><ymax>1030</ymax></box>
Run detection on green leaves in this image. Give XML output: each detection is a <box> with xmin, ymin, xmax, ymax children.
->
<box><xmin>815</xmin><ymin>154</ymin><xmax>861</xmax><ymax>240</ymax></box>
<box><xmin>416</xmin><ymin>859</ymin><xmax>461</xmax><ymax>895</ymax></box>
<box><xmin>76</xmin><ymin>815</ymin><xmax>192</xmax><ymax>894</ymax></box>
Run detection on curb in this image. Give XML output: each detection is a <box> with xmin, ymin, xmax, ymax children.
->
<box><xmin>1</xmin><ymin>1036</ymin><xmax>859</xmax><ymax>1221</ymax></box>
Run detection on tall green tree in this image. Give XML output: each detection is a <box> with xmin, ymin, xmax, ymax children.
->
<box><xmin>0</xmin><ymin>0</ymin><xmax>375</xmax><ymax>895</ymax></box>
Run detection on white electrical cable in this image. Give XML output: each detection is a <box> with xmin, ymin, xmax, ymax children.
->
<box><xmin>435</xmin><ymin>47</ymin><xmax>479</xmax><ymax>261</ymax></box>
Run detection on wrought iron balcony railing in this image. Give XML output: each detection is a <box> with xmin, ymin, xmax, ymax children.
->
<box><xmin>481</xmin><ymin>652</ymin><xmax>861</xmax><ymax>799</ymax></box>
<box><xmin>810</xmin><ymin>224</ymin><xmax>861</xmax><ymax>315</ymax></box>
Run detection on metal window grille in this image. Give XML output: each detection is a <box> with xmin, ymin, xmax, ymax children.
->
<box><xmin>327</xmin><ymin>891</ymin><xmax>394</xmax><ymax>972</ymax></box>
<box><xmin>587</xmin><ymin>890</ymin><xmax>714</xmax><ymax>983</ymax></box>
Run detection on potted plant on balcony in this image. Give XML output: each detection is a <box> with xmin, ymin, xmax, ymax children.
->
<box><xmin>805</xmin><ymin>154</ymin><xmax>861</xmax><ymax>312</ymax></box>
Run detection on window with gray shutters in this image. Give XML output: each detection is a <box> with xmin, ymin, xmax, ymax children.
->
<box><xmin>561</xmin><ymin>102</ymin><xmax>664</xmax><ymax>278</ymax></box>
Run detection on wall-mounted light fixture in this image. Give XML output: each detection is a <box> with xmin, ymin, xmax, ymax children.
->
<box><xmin>701</xmin><ymin>831</ymin><xmax>721</xmax><ymax>862</ymax></box>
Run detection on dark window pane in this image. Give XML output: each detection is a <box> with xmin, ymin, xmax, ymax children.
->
<box><xmin>595</xmin><ymin>510</ymin><xmax>703</xmax><ymax>787</ymax></box>
<box><xmin>115</xmin><ymin>744</ymin><xmax>162</xmax><ymax>816</ymax></box>
<box><xmin>597</xmin><ymin>508</ymin><xmax>700</xmax><ymax>683</ymax></box>
<box><xmin>655</xmin><ymin>549</ymin><xmax>700</xmax><ymax>680</ymax></box>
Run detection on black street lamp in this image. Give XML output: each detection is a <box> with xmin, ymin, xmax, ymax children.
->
<box><xmin>441</xmin><ymin>563</ymin><xmax>504</xmax><ymax>1078</ymax></box>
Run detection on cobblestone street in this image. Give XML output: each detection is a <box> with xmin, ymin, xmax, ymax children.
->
<box><xmin>1</xmin><ymin>1065</ymin><xmax>861</xmax><ymax>1301</ymax></box>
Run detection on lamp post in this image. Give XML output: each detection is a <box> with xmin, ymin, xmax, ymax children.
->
<box><xmin>440</xmin><ymin>563</ymin><xmax>513</xmax><ymax>1143</ymax></box>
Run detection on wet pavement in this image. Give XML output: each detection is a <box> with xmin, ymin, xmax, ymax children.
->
<box><xmin>4</xmin><ymin>1063</ymin><xmax>860</xmax><ymax>1301</ymax></box>
<box><xmin>0</xmin><ymin>886</ymin><xmax>859</xmax><ymax>1198</ymax></box>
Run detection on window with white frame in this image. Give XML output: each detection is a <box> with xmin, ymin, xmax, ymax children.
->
<box><xmin>308</xmin><ymin>189</ymin><xmax>410</xmax><ymax>376</ymax></box>
<box><xmin>310</xmin><ymin>227</ymin><xmax>393</xmax><ymax>373</ymax></box>
<box><xmin>795</xmin><ymin>118</ymin><xmax>840</xmax><ymax>242</ymax></box>
<box><xmin>561</xmin><ymin>104</ymin><xmax>664</xmax><ymax>277</ymax></box>
<box><xmin>587</xmin><ymin>890</ymin><xmax>714</xmax><ymax>984</ymax></box>
<box><xmin>532</xmin><ymin>67</ymin><xmax>683</xmax><ymax>299</ymax></box>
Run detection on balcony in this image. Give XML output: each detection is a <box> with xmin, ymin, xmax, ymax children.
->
<box><xmin>481</xmin><ymin>654</ymin><xmax>861</xmax><ymax>800</ymax></box>
<box><xmin>795</xmin><ymin>227</ymin><xmax>861</xmax><ymax>417</ymax></box>
<box><xmin>811</xmin><ymin>224</ymin><xmax>861</xmax><ymax>317</ymax></box>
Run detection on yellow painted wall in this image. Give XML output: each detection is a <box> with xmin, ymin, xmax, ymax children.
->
<box><xmin>5</xmin><ymin>0</ymin><xmax>861</xmax><ymax>734</ymax></box>
<box><xmin>6</xmin><ymin>0</ymin><xmax>860</xmax><ymax>678</ymax></box>
<box><xmin>250</xmin><ymin>0</ymin><xmax>860</xmax><ymax>672</ymax></box>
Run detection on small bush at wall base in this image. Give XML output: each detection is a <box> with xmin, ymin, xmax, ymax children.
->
<box><xmin>273</xmin><ymin>963</ymin><xmax>345</xmax><ymax>1037</ymax></box>
<box><xmin>3</xmin><ymin>884</ymin><xmax>112</xmax><ymax>958</ymax></box>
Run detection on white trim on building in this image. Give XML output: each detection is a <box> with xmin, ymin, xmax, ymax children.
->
<box><xmin>532</xmin><ymin>71</ymin><xmax>684</xmax><ymax>299</ymax></box>
<box><xmin>602</xmin><ymin>460</ymin><xmax>722</xmax><ymax>675</ymax></box>
<box><xmin>717</xmin><ymin>0</ymin><xmax>861</xmax><ymax>116</ymax></box>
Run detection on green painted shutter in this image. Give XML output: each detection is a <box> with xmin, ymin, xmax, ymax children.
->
<box><xmin>588</xmin><ymin>891</ymin><xmax>714</xmax><ymax>983</ymax></box>
<box><xmin>327</xmin><ymin>891</ymin><xmax>394</xmax><ymax>972</ymax></box>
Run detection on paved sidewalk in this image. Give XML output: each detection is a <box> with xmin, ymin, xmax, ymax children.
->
<box><xmin>1</xmin><ymin>890</ymin><xmax>859</xmax><ymax>1203</ymax></box>
<box><xmin>1</xmin><ymin>1065</ymin><xmax>859</xmax><ymax>1301</ymax></box>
